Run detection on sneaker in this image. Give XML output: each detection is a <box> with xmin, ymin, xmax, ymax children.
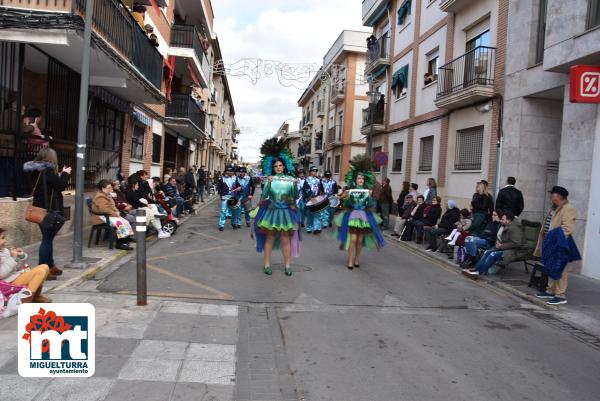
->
<box><xmin>463</xmin><ymin>269</ymin><xmax>480</xmax><ymax>277</ymax></box>
<box><xmin>158</xmin><ymin>230</ymin><xmax>171</xmax><ymax>239</ymax></box>
<box><xmin>535</xmin><ymin>291</ymin><xmax>555</xmax><ymax>299</ymax></box>
<box><xmin>444</xmin><ymin>236</ymin><xmax>452</xmax><ymax>241</ymax></box>
<box><xmin>448</xmin><ymin>241</ymin><xmax>456</xmax><ymax>246</ymax></box>
<box><xmin>547</xmin><ymin>297</ymin><xmax>567</xmax><ymax>305</ymax></box>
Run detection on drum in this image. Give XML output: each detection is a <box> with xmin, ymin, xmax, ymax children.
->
<box><xmin>306</xmin><ymin>195</ymin><xmax>330</xmax><ymax>213</ymax></box>
<box><xmin>328</xmin><ymin>195</ymin><xmax>340</xmax><ymax>208</ymax></box>
<box><xmin>227</xmin><ymin>196</ymin><xmax>240</xmax><ymax>209</ymax></box>
<box><xmin>241</xmin><ymin>197</ymin><xmax>253</xmax><ymax>211</ymax></box>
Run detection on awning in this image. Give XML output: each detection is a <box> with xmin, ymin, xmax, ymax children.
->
<box><xmin>370</xmin><ymin>65</ymin><xmax>388</xmax><ymax>81</ymax></box>
<box><xmin>391</xmin><ymin>65</ymin><xmax>409</xmax><ymax>89</ymax></box>
<box><xmin>397</xmin><ymin>0</ymin><xmax>412</xmax><ymax>26</ymax></box>
<box><xmin>133</xmin><ymin>108</ymin><xmax>152</xmax><ymax>127</ymax></box>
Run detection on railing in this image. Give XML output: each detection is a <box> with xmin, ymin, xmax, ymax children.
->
<box><xmin>367</xmin><ymin>34</ymin><xmax>389</xmax><ymax>65</ymax></box>
<box><xmin>436</xmin><ymin>46</ymin><xmax>496</xmax><ymax>98</ymax></box>
<box><xmin>166</xmin><ymin>94</ymin><xmax>207</xmax><ymax>133</ymax></box>
<box><xmin>74</xmin><ymin>0</ymin><xmax>163</xmax><ymax>90</ymax></box>
<box><xmin>361</xmin><ymin>105</ymin><xmax>385</xmax><ymax>128</ymax></box>
<box><xmin>327</xmin><ymin>127</ymin><xmax>337</xmax><ymax>143</ymax></box>
<box><xmin>315</xmin><ymin>139</ymin><xmax>323</xmax><ymax>151</ymax></box>
<box><xmin>171</xmin><ymin>24</ymin><xmax>209</xmax><ymax>81</ymax></box>
<box><xmin>317</xmin><ymin>100</ymin><xmax>323</xmax><ymax>114</ymax></box>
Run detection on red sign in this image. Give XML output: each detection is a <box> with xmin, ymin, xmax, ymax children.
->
<box><xmin>570</xmin><ymin>65</ymin><xmax>600</xmax><ymax>103</ymax></box>
<box><xmin>374</xmin><ymin>151</ymin><xmax>388</xmax><ymax>167</ymax></box>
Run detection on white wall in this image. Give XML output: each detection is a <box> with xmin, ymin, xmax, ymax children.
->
<box><xmin>420</xmin><ymin>0</ymin><xmax>447</xmax><ymax>34</ymax></box>
<box><xmin>582</xmin><ymin>104</ymin><xmax>600</xmax><ymax>279</ymax></box>
<box><xmin>389</xmin><ymin>52</ymin><xmax>412</xmax><ymax>124</ymax></box>
<box><xmin>415</xmin><ymin>26</ymin><xmax>447</xmax><ymax>116</ymax></box>
<box><xmin>386</xmin><ymin>128</ymin><xmax>409</xmax><ymax>194</ymax></box>
<box><xmin>394</xmin><ymin>0</ymin><xmax>416</xmax><ymax>54</ymax></box>
<box><xmin>411</xmin><ymin>119</ymin><xmax>441</xmax><ymax>196</ymax></box>
<box><xmin>453</xmin><ymin>0</ymin><xmax>498</xmax><ymax>57</ymax></box>
<box><xmin>352</xmin><ymin>100</ymin><xmax>368</xmax><ymax>142</ymax></box>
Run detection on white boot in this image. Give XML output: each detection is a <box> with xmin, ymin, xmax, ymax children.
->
<box><xmin>158</xmin><ymin>230</ymin><xmax>171</xmax><ymax>239</ymax></box>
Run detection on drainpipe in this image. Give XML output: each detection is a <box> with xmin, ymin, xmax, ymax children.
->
<box><xmin>494</xmin><ymin>96</ymin><xmax>504</xmax><ymax>199</ymax></box>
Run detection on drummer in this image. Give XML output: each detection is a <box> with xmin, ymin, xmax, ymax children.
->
<box><xmin>303</xmin><ymin>166</ymin><xmax>325</xmax><ymax>234</ymax></box>
<box><xmin>217</xmin><ymin>165</ymin><xmax>241</xmax><ymax>231</ymax></box>
<box><xmin>296</xmin><ymin>168</ymin><xmax>307</xmax><ymax>227</ymax></box>
<box><xmin>235</xmin><ymin>166</ymin><xmax>255</xmax><ymax>228</ymax></box>
<box><xmin>321</xmin><ymin>170</ymin><xmax>339</xmax><ymax>228</ymax></box>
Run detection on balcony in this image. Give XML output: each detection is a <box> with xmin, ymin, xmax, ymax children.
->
<box><xmin>327</xmin><ymin>126</ymin><xmax>342</xmax><ymax>147</ymax></box>
<box><xmin>314</xmin><ymin>139</ymin><xmax>323</xmax><ymax>154</ymax></box>
<box><xmin>316</xmin><ymin>101</ymin><xmax>325</xmax><ymax>118</ymax></box>
<box><xmin>439</xmin><ymin>0</ymin><xmax>472</xmax><ymax>13</ymax></box>
<box><xmin>360</xmin><ymin>105</ymin><xmax>386</xmax><ymax>135</ymax></box>
<box><xmin>365</xmin><ymin>34</ymin><xmax>390</xmax><ymax>76</ymax></box>
<box><xmin>435</xmin><ymin>46</ymin><xmax>496</xmax><ymax>110</ymax></box>
<box><xmin>165</xmin><ymin>94</ymin><xmax>207</xmax><ymax>139</ymax></box>
<box><xmin>330</xmin><ymin>81</ymin><xmax>346</xmax><ymax>105</ymax></box>
<box><xmin>170</xmin><ymin>25</ymin><xmax>210</xmax><ymax>88</ymax></box>
<box><xmin>362</xmin><ymin>0</ymin><xmax>390</xmax><ymax>26</ymax></box>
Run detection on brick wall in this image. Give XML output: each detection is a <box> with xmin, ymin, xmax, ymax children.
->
<box><xmin>120</xmin><ymin>114</ymin><xmax>133</xmax><ymax>178</ymax></box>
<box><xmin>142</xmin><ymin>124</ymin><xmax>154</xmax><ymax>172</ymax></box>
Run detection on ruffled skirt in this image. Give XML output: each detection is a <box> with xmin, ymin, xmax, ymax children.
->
<box><xmin>334</xmin><ymin>209</ymin><xmax>385</xmax><ymax>250</ymax></box>
<box><xmin>251</xmin><ymin>201</ymin><xmax>302</xmax><ymax>256</ymax></box>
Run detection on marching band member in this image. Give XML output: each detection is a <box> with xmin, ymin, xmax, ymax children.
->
<box><xmin>251</xmin><ymin>137</ymin><xmax>301</xmax><ymax>276</ymax></box>
<box><xmin>217</xmin><ymin>165</ymin><xmax>241</xmax><ymax>231</ymax></box>
<box><xmin>334</xmin><ymin>155</ymin><xmax>385</xmax><ymax>269</ymax></box>
<box><xmin>296</xmin><ymin>168</ymin><xmax>307</xmax><ymax>227</ymax></box>
<box><xmin>303</xmin><ymin>166</ymin><xmax>324</xmax><ymax>234</ymax></box>
<box><xmin>235</xmin><ymin>166</ymin><xmax>255</xmax><ymax>228</ymax></box>
<box><xmin>321</xmin><ymin>170</ymin><xmax>339</xmax><ymax>228</ymax></box>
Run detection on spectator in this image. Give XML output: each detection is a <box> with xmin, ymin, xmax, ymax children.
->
<box><xmin>131</xmin><ymin>5</ymin><xmax>146</xmax><ymax>29</ymax></box>
<box><xmin>396</xmin><ymin>181</ymin><xmax>410</xmax><ymax>216</ymax></box>
<box><xmin>131</xmin><ymin>170</ymin><xmax>155</xmax><ymax>204</ymax></box>
<box><xmin>495</xmin><ymin>176</ymin><xmax>524</xmax><ymax>217</ymax></box>
<box><xmin>124</xmin><ymin>180</ymin><xmax>170</xmax><ymax>239</ymax></box>
<box><xmin>392</xmin><ymin>194</ymin><xmax>416</xmax><ymax>238</ymax></box>
<box><xmin>400</xmin><ymin>195</ymin><xmax>427</xmax><ymax>241</ymax></box>
<box><xmin>409</xmin><ymin>182</ymin><xmax>419</xmax><ymax>200</ymax></box>
<box><xmin>423</xmin><ymin>178</ymin><xmax>437</xmax><ymax>205</ymax></box>
<box><xmin>196</xmin><ymin>166</ymin><xmax>206</xmax><ymax>202</ymax></box>
<box><xmin>163</xmin><ymin>177</ymin><xmax>194</xmax><ymax>217</ymax></box>
<box><xmin>462</xmin><ymin>209</ymin><xmax>502</xmax><ymax>269</ymax></box>
<box><xmin>424</xmin><ymin>199</ymin><xmax>460</xmax><ymax>251</ymax></box>
<box><xmin>0</xmin><ymin>228</ymin><xmax>52</xmax><ymax>303</ymax></box>
<box><xmin>185</xmin><ymin>167</ymin><xmax>196</xmax><ymax>200</ymax></box>
<box><xmin>464</xmin><ymin>211</ymin><xmax>524</xmax><ymax>277</ymax></box>
<box><xmin>23</xmin><ymin>108</ymin><xmax>49</xmax><ymax>153</ymax></box>
<box><xmin>471</xmin><ymin>181</ymin><xmax>491</xmax><ymax>225</ymax></box>
<box><xmin>163</xmin><ymin>167</ymin><xmax>173</xmax><ymax>184</ymax></box>
<box><xmin>111</xmin><ymin>179</ymin><xmax>135</xmax><ymax>224</ymax></box>
<box><xmin>534</xmin><ymin>186</ymin><xmax>578</xmax><ymax>305</ymax></box>
<box><xmin>23</xmin><ymin>148</ymin><xmax>71</xmax><ymax>280</ymax></box>
<box><xmin>379</xmin><ymin>178</ymin><xmax>393</xmax><ymax>229</ymax></box>
<box><xmin>413</xmin><ymin>196</ymin><xmax>442</xmax><ymax>244</ymax></box>
<box><xmin>92</xmin><ymin>180</ymin><xmax>134</xmax><ymax>251</ymax></box>
<box><xmin>176</xmin><ymin>167</ymin><xmax>187</xmax><ymax>194</ymax></box>
<box><xmin>480</xmin><ymin>180</ymin><xmax>495</xmax><ymax>217</ymax></box>
<box><xmin>445</xmin><ymin>208</ymin><xmax>473</xmax><ymax>246</ymax></box>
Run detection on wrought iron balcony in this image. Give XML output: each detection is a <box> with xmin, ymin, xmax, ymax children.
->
<box><xmin>365</xmin><ymin>34</ymin><xmax>390</xmax><ymax>75</ymax></box>
<box><xmin>170</xmin><ymin>24</ymin><xmax>210</xmax><ymax>87</ymax></box>
<box><xmin>435</xmin><ymin>46</ymin><xmax>496</xmax><ymax>109</ymax></box>
<box><xmin>165</xmin><ymin>94</ymin><xmax>206</xmax><ymax>138</ymax></box>
<box><xmin>327</xmin><ymin>126</ymin><xmax>342</xmax><ymax>146</ymax></box>
<box><xmin>360</xmin><ymin>105</ymin><xmax>386</xmax><ymax>135</ymax></box>
<box><xmin>330</xmin><ymin>81</ymin><xmax>346</xmax><ymax>105</ymax></box>
<box><xmin>316</xmin><ymin>101</ymin><xmax>325</xmax><ymax>118</ymax></box>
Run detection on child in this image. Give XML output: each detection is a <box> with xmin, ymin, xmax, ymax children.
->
<box><xmin>0</xmin><ymin>228</ymin><xmax>51</xmax><ymax>303</ymax></box>
<box><xmin>445</xmin><ymin>208</ymin><xmax>473</xmax><ymax>246</ymax></box>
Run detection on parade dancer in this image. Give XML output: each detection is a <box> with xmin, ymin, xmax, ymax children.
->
<box><xmin>321</xmin><ymin>170</ymin><xmax>339</xmax><ymax>228</ymax></box>
<box><xmin>235</xmin><ymin>166</ymin><xmax>255</xmax><ymax>227</ymax></box>
<box><xmin>217</xmin><ymin>166</ymin><xmax>241</xmax><ymax>231</ymax></box>
<box><xmin>303</xmin><ymin>166</ymin><xmax>324</xmax><ymax>234</ymax></box>
<box><xmin>334</xmin><ymin>154</ymin><xmax>385</xmax><ymax>269</ymax></box>
<box><xmin>251</xmin><ymin>137</ymin><xmax>301</xmax><ymax>276</ymax></box>
<box><xmin>296</xmin><ymin>168</ymin><xmax>307</xmax><ymax>227</ymax></box>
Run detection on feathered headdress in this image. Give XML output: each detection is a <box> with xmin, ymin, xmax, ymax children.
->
<box><xmin>260</xmin><ymin>136</ymin><xmax>296</xmax><ymax>176</ymax></box>
<box><xmin>344</xmin><ymin>154</ymin><xmax>376</xmax><ymax>188</ymax></box>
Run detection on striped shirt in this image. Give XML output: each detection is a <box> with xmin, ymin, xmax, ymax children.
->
<box><xmin>543</xmin><ymin>209</ymin><xmax>556</xmax><ymax>234</ymax></box>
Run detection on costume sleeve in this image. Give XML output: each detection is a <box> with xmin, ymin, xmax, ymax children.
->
<box><xmin>261</xmin><ymin>180</ymin><xmax>271</xmax><ymax>199</ymax></box>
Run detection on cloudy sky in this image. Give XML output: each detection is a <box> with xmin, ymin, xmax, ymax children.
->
<box><xmin>212</xmin><ymin>0</ymin><xmax>369</xmax><ymax>162</ymax></box>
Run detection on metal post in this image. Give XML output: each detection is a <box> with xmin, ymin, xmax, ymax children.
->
<box><xmin>70</xmin><ymin>0</ymin><xmax>94</xmax><ymax>268</ymax></box>
<box><xmin>136</xmin><ymin>208</ymin><xmax>147</xmax><ymax>306</ymax></box>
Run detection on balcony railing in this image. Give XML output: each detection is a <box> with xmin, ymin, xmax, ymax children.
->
<box><xmin>367</xmin><ymin>34</ymin><xmax>389</xmax><ymax>65</ymax></box>
<box><xmin>166</xmin><ymin>94</ymin><xmax>206</xmax><ymax>133</ymax></box>
<box><xmin>436</xmin><ymin>46</ymin><xmax>496</xmax><ymax>99</ymax></box>
<box><xmin>171</xmin><ymin>24</ymin><xmax>210</xmax><ymax>80</ymax></box>
<box><xmin>315</xmin><ymin>139</ymin><xmax>323</xmax><ymax>151</ymax></box>
<box><xmin>74</xmin><ymin>0</ymin><xmax>163</xmax><ymax>89</ymax></box>
<box><xmin>361</xmin><ymin>105</ymin><xmax>385</xmax><ymax>128</ymax></box>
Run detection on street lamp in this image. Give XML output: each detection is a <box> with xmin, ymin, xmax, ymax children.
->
<box><xmin>366</xmin><ymin>88</ymin><xmax>379</xmax><ymax>161</ymax></box>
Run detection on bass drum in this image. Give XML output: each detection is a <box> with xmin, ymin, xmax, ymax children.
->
<box><xmin>305</xmin><ymin>195</ymin><xmax>330</xmax><ymax>213</ymax></box>
<box><xmin>227</xmin><ymin>196</ymin><xmax>240</xmax><ymax>209</ymax></box>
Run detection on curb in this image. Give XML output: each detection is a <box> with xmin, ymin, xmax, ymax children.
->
<box><xmin>382</xmin><ymin>231</ymin><xmax>556</xmax><ymax>310</ymax></box>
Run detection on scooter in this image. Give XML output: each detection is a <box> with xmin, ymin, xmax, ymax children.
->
<box><xmin>154</xmin><ymin>191</ymin><xmax>179</xmax><ymax>235</ymax></box>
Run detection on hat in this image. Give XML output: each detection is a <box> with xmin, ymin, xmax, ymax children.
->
<box><xmin>309</xmin><ymin>166</ymin><xmax>318</xmax><ymax>172</ymax></box>
<box><xmin>297</xmin><ymin>168</ymin><xmax>305</xmax><ymax>174</ymax></box>
<box><xmin>225</xmin><ymin>165</ymin><xmax>235</xmax><ymax>172</ymax></box>
<box><xmin>549</xmin><ymin>186</ymin><xmax>569</xmax><ymax>198</ymax></box>
<box><xmin>324</xmin><ymin>170</ymin><xmax>332</xmax><ymax>176</ymax></box>
<box><xmin>238</xmin><ymin>166</ymin><xmax>247</xmax><ymax>173</ymax></box>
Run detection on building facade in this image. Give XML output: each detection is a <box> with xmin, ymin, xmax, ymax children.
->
<box><xmin>362</xmin><ymin>0</ymin><xmax>507</xmax><ymax>206</ymax></box>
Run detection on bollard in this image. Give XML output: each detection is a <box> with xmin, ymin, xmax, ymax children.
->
<box><xmin>135</xmin><ymin>208</ymin><xmax>147</xmax><ymax>306</ymax></box>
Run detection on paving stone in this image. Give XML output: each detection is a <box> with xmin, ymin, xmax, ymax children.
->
<box><xmin>153</xmin><ymin>312</ymin><xmax>197</xmax><ymax>326</ymax></box>
<box><xmin>143</xmin><ymin>322</ymin><xmax>194</xmax><ymax>342</ymax></box>
<box><xmin>130</xmin><ymin>340</ymin><xmax>188</xmax><ymax>360</ymax></box>
<box><xmin>200</xmin><ymin>304</ymin><xmax>239</xmax><ymax>317</ymax></box>
<box><xmin>171</xmin><ymin>382</ymin><xmax>234</xmax><ymax>401</ymax></box>
<box><xmin>159</xmin><ymin>301</ymin><xmax>202</xmax><ymax>315</ymax></box>
<box><xmin>102</xmin><ymin>380</ymin><xmax>175</xmax><ymax>401</ymax></box>
<box><xmin>188</xmin><ymin>325</ymin><xmax>238</xmax><ymax>345</ymax></box>
<box><xmin>94</xmin><ymin>356</ymin><xmax>130</xmax><ymax>378</ymax></box>
<box><xmin>186</xmin><ymin>343</ymin><xmax>236</xmax><ymax>362</ymax></box>
<box><xmin>95</xmin><ymin>337</ymin><xmax>139</xmax><ymax>357</ymax></box>
<box><xmin>178</xmin><ymin>360</ymin><xmax>235</xmax><ymax>384</ymax></box>
<box><xmin>35</xmin><ymin>377</ymin><xmax>113</xmax><ymax>401</ymax></box>
<box><xmin>0</xmin><ymin>374</ymin><xmax>49</xmax><ymax>401</ymax></box>
<box><xmin>0</xmin><ymin>354</ymin><xmax>17</xmax><ymax>374</ymax></box>
<box><xmin>118</xmin><ymin>358</ymin><xmax>181</xmax><ymax>382</ymax></box>
<box><xmin>0</xmin><ymin>317</ymin><xmax>17</xmax><ymax>331</ymax></box>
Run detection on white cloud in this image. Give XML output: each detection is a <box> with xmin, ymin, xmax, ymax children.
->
<box><xmin>212</xmin><ymin>0</ymin><xmax>369</xmax><ymax>162</ymax></box>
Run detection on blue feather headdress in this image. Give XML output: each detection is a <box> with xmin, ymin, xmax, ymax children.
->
<box><xmin>260</xmin><ymin>137</ymin><xmax>296</xmax><ymax>176</ymax></box>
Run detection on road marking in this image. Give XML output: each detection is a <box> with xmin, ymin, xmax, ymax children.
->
<box><xmin>146</xmin><ymin>263</ymin><xmax>233</xmax><ymax>300</ymax></box>
<box><xmin>147</xmin><ymin>243</ymin><xmax>237</xmax><ymax>261</ymax></box>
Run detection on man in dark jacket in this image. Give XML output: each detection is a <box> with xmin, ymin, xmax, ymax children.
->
<box><xmin>378</xmin><ymin>178</ymin><xmax>393</xmax><ymax>229</ymax></box>
<box><xmin>495</xmin><ymin>177</ymin><xmax>524</xmax><ymax>217</ymax></box>
<box><xmin>163</xmin><ymin>177</ymin><xmax>194</xmax><ymax>217</ymax></box>
<box><xmin>413</xmin><ymin>196</ymin><xmax>442</xmax><ymax>243</ymax></box>
<box><xmin>184</xmin><ymin>167</ymin><xmax>196</xmax><ymax>201</ymax></box>
<box><xmin>392</xmin><ymin>194</ymin><xmax>416</xmax><ymax>237</ymax></box>
<box><xmin>424</xmin><ymin>200</ymin><xmax>461</xmax><ymax>251</ymax></box>
<box><xmin>196</xmin><ymin>166</ymin><xmax>206</xmax><ymax>202</ymax></box>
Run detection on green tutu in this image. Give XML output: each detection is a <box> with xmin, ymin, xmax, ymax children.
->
<box><xmin>254</xmin><ymin>207</ymin><xmax>299</xmax><ymax>231</ymax></box>
<box><xmin>333</xmin><ymin>209</ymin><xmax>384</xmax><ymax>250</ymax></box>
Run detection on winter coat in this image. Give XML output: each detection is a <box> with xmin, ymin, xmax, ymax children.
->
<box><xmin>541</xmin><ymin>227</ymin><xmax>581</xmax><ymax>280</ymax></box>
<box><xmin>438</xmin><ymin>208</ymin><xmax>461</xmax><ymax>230</ymax></box>
<box><xmin>125</xmin><ymin>189</ymin><xmax>146</xmax><ymax>209</ymax></box>
<box><xmin>0</xmin><ymin>248</ymin><xmax>20</xmax><ymax>283</ymax></box>
<box><xmin>91</xmin><ymin>191</ymin><xmax>119</xmax><ymax>225</ymax></box>
<box><xmin>498</xmin><ymin>223</ymin><xmax>526</xmax><ymax>264</ymax></box>
<box><xmin>480</xmin><ymin>221</ymin><xmax>501</xmax><ymax>244</ymax></box>
<box><xmin>197</xmin><ymin>169</ymin><xmax>206</xmax><ymax>186</ymax></box>
<box><xmin>424</xmin><ymin>187</ymin><xmax>437</xmax><ymax>205</ymax></box>
<box><xmin>421</xmin><ymin>204</ymin><xmax>442</xmax><ymax>226</ymax></box>
<box><xmin>495</xmin><ymin>185</ymin><xmax>524</xmax><ymax>217</ymax></box>
<box><xmin>471</xmin><ymin>192</ymin><xmax>490</xmax><ymax>214</ymax></box>
<box><xmin>185</xmin><ymin>171</ymin><xmax>196</xmax><ymax>190</ymax></box>
<box><xmin>410</xmin><ymin>203</ymin><xmax>427</xmax><ymax>220</ymax></box>
<box><xmin>457</xmin><ymin>217</ymin><xmax>473</xmax><ymax>231</ymax></box>
<box><xmin>400</xmin><ymin>201</ymin><xmax>417</xmax><ymax>219</ymax></box>
<box><xmin>379</xmin><ymin>184</ymin><xmax>393</xmax><ymax>204</ymax></box>
<box><xmin>24</xmin><ymin>160</ymin><xmax>70</xmax><ymax>214</ymax></box>
<box><xmin>534</xmin><ymin>201</ymin><xmax>576</xmax><ymax>258</ymax></box>
<box><xmin>469</xmin><ymin>211</ymin><xmax>489</xmax><ymax>236</ymax></box>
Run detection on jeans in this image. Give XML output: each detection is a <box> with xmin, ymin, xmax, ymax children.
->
<box><xmin>475</xmin><ymin>248</ymin><xmax>504</xmax><ymax>274</ymax></box>
<box><xmin>424</xmin><ymin>227</ymin><xmax>451</xmax><ymax>250</ymax></box>
<box><xmin>38</xmin><ymin>225</ymin><xmax>58</xmax><ymax>267</ymax></box>
<box><xmin>380</xmin><ymin>203</ymin><xmax>391</xmax><ymax>229</ymax></box>
<box><xmin>196</xmin><ymin>185</ymin><xmax>205</xmax><ymax>202</ymax></box>
<box><xmin>464</xmin><ymin>236</ymin><xmax>490</xmax><ymax>257</ymax></box>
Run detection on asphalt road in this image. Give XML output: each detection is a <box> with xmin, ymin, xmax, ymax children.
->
<box><xmin>97</xmin><ymin>200</ymin><xmax>600</xmax><ymax>401</ymax></box>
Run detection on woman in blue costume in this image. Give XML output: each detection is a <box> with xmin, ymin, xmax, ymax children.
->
<box><xmin>334</xmin><ymin>154</ymin><xmax>385</xmax><ymax>269</ymax></box>
<box><xmin>252</xmin><ymin>138</ymin><xmax>301</xmax><ymax>276</ymax></box>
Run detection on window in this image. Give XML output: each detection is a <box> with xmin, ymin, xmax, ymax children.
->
<box><xmin>425</xmin><ymin>50</ymin><xmax>439</xmax><ymax>85</ymax></box>
<box><xmin>334</xmin><ymin>155</ymin><xmax>341</xmax><ymax>174</ymax></box>
<box><xmin>535</xmin><ymin>0</ymin><xmax>548</xmax><ymax>64</ymax></box>
<box><xmin>373</xmin><ymin>146</ymin><xmax>382</xmax><ymax>172</ymax></box>
<box><xmin>392</xmin><ymin>142</ymin><xmax>403</xmax><ymax>172</ymax></box>
<box><xmin>455</xmin><ymin>126</ymin><xmax>484</xmax><ymax>170</ymax></box>
<box><xmin>397</xmin><ymin>0</ymin><xmax>412</xmax><ymax>27</ymax></box>
<box><xmin>327</xmin><ymin>157</ymin><xmax>332</xmax><ymax>171</ymax></box>
<box><xmin>392</xmin><ymin>65</ymin><xmax>409</xmax><ymax>99</ymax></box>
<box><xmin>131</xmin><ymin>125</ymin><xmax>145</xmax><ymax>160</ymax></box>
<box><xmin>418</xmin><ymin>136</ymin><xmax>434</xmax><ymax>172</ymax></box>
<box><xmin>338</xmin><ymin>114</ymin><xmax>343</xmax><ymax>140</ymax></box>
<box><xmin>152</xmin><ymin>134</ymin><xmax>161</xmax><ymax>164</ymax></box>
<box><xmin>588</xmin><ymin>0</ymin><xmax>600</xmax><ymax>29</ymax></box>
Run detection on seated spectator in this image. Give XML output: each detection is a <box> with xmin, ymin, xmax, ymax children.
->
<box><xmin>111</xmin><ymin>179</ymin><xmax>134</xmax><ymax>223</ymax></box>
<box><xmin>408</xmin><ymin>183</ymin><xmax>419</xmax><ymax>200</ymax></box>
<box><xmin>461</xmin><ymin>209</ymin><xmax>502</xmax><ymax>269</ymax></box>
<box><xmin>463</xmin><ymin>211</ymin><xmax>524</xmax><ymax>277</ymax></box>
<box><xmin>131</xmin><ymin>5</ymin><xmax>146</xmax><ymax>29</ymax></box>
<box><xmin>414</xmin><ymin>196</ymin><xmax>442</xmax><ymax>243</ymax></box>
<box><xmin>0</xmin><ymin>228</ymin><xmax>51</xmax><ymax>303</ymax></box>
<box><xmin>424</xmin><ymin>199</ymin><xmax>460</xmax><ymax>251</ymax></box>
<box><xmin>92</xmin><ymin>180</ymin><xmax>135</xmax><ymax>251</ymax></box>
<box><xmin>445</xmin><ymin>208</ymin><xmax>473</xmax><ymax>245</ymax></box>
<box><xmin>396</xmin><ymin>181</ymin><xmax>410</xmax><ymax>216</ymax></box>
<box><xmin>392</xmin><ymin>194</ymin><xmax>416</xmax><ymax>238</ymax></box>
<box><xmin>162</xmin><ymin>177</ymin><xmax>194</xmax><ymax>217</ymax></box>
<box><xmin>401</xmin><ymin>195</ymin><xmax>427</xmax><ymax>241</ymax></box>
<box><xmin>468</xmin><ymin>200</ymin><xmax>489</xmax><ymax>237</ymax></box>
<box><xmin>124</xmin><ymin>180</ymin><xmax>171</xmax><ymax>239</ymax></box>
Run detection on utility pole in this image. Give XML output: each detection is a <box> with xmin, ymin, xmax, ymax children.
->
<box><xmin>69</xmin><ymin>0</ymin><xmax>94</xmax><ymax>268</ymax></box>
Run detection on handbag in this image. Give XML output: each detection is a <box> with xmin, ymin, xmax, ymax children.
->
<box><xmin>24</xmin><ymin>173</ymin><xmax>47</xmax><ymax>224</ymax></box>
<box><xmin>25</xmin><ymin>170</ymin><xmax>66</xmax><ymax>231</ymax></box>
<box><xmin>0</xmin><ymin>281</ymin><xmax>31</xmax><ymax>318</ymax></box>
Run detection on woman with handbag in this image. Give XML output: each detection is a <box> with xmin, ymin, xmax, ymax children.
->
<box><xmin>23</xmin><ymin>148</ymin><xmax>70</xmax><ymax>279</ymax></box>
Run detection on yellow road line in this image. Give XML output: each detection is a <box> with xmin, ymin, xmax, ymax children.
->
<box><xmin>147</xmin><ymin>243</ymin><xmax>237</xmax><ymax>261</ymax></box>
<box><xmin>145</xmin><ymin>263</ymin><xmax>233</xmax><ymax>300</ymax></box>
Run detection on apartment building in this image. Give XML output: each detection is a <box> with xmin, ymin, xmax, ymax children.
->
<box><xmin>298</xmin><ymin>30</ymin><xmax>370</xmax><ymax>182</ymax></box>
<box><xmin>362</xmin><ymin>0</ymin><xmax>507</xmax><ymax>206</ymax></box>
<box><xmin>275</xmin><ymin>118</ymin><xmax>302</xmax><ymax>160</ymax></box>
<box><xmin>500</xmin><ymin>0</ymin><xmax>600</xmax><ymax>279</ymax></box>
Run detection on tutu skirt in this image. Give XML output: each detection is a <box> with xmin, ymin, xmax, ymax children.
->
<box><xmin>251</xmin><ymin>200</ymin><xmax>301</xmax><ymax>256</ymax></box>
<box><xmin>334</xmin><ymin>209</ymin><xmax>385</xmax><ymax>250</ymax></box>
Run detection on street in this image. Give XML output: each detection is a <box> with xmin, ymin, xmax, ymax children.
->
<box><xmin>90</xmin><ymin>200</ymin><xmax>600</xmax><ymax>401</ymax></box>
